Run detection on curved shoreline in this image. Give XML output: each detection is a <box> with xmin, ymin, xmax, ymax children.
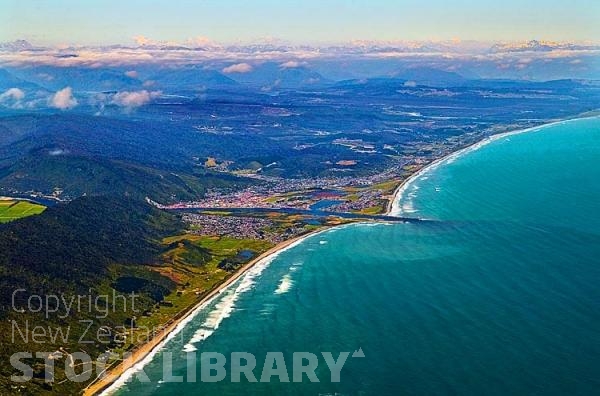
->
<box><xmin>87</xmin><ymin>114</ymin><xmax>599</xmax><ymax>395</ymax></box>
<box><xmin>387</xmin><ymin>115</ymin><xmax>600</xmax><ymax>216</ymax></box>
<box><xmin>85</xmin><ymin>227</ymin><xmax>333</xmax><ymax>396</ymax></box>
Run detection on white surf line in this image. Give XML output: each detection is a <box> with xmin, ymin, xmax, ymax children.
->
<box><xmin>98</xmin><ymin>227</ymin><xmax>333</xmax><ymax>395</ymax></box>
<box><xmin>182</xmin><ymin>253</ymin><xmax>277</xmax><ymax>353</ymax></box>
<box><xmin>97</xmin><ymin>115</ymin><xmax>600</xmax><ymax>394</ymax></box>
<box><xmin>387</xmin><ymin>115</ymin><xmax>600</xmax><ymax>217</ymax></box>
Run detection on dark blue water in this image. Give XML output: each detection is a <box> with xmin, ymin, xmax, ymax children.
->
<box><xmin>309</xmin><ymin>199</ymin><xmax>343</xmax><ymax>211</ymax></box>
<box><xmin>111</xmin><ymin>118</ymin><xmax>600</xmax><ymax>395</ymax></box>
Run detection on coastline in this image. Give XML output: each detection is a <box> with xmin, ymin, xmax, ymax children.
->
<box><xmin>87</xmin><ymin>113</ymin><xmax>600</xmax><ymax>395</ymax></box>
<box><xmin>386</xmin><ymin>115</ymin><xmax>600</xmax><ymax>216</ymax></box>
<box><xmin>84</xmin><ymin>227</ymin><xmax>331</xmax><ymax>396</ymax></box>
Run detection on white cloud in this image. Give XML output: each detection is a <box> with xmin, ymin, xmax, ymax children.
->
<box><xmin>133</xmin><ymin>35</ymin><xmax>153</xmax><ymax>46</ymax></box>
<box><xmin>124</xmin><ymin>70</ymin><xmax>138</xmax><ymax>78</ymax></box>
<box><xmin>111</xmin><ymin>90</ymin><xmax>161</xmax><ymax>109</ymax></box>
<box><xmin>49</xmin><ymin>87</ymin><xmax>78</xmax><ymax>110</ymax></box>
<box><xmin>0</xmin><ymin>87</ymin><xmax>25</xmax><ymax>102</ymax></box>
<box><xmin>222</xmin><ymin>63</ymin><xmax>253</xmax><ymax>74</ymax></box>
<box><xmin>186</xmin><ymin>36</ymin><xmax>215</xmax><ymax>47</ymax></box>
<box><xmin>132</xmin><ymin>35</ymin><xmax>218</xmax><ymax>49</ymax></box>
<box><xmin>0</xmin><ymin>41</ymin><xmax>597</xmax><ymax>72</ymax></box>
<box><xmin>280</xmin><ymin>60</ymin><xmax>303</xmax><ymax>68</ymax></box>
<box><xmin>0</xmin><ymin>45</ymin><xmax>324</xmax><ymax>68</ymax></box>
<box><xmin>48</xmin><ymin>148</ymin><xmax>68</xmax><ymax>156</ymax></box>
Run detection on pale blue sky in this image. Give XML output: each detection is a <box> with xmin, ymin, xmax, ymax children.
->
<box><xmin>1</xmin><ymin>0</ymin><xmax>599</xmax><ymax>45</ymax></box>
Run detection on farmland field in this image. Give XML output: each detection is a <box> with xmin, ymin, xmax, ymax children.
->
<box><xmin>0</xmin><ymin>200</ymin><xmax>46</xmax><ymax>223</ymax></box>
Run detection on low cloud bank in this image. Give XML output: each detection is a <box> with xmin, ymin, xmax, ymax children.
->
<box><xmin>111</xmin><ymin>90</ymin><xmax>161</xmax><ymax>109</ymax></box>
<box><xmin>222</xmin><ymin>63</ymin><xmax>253</xmax><ymax>73</ymax></box>
<box><xmin>49</xmin><ymin>87</ymin><xmax>78</xmax><ymax>110</ymax></box>
<box><xmin>0</xmin><ymin>87</ymin><xmax>26</xmax><ymax>109</ymax></box>
<box><xmin>280</xmin><ymin>61</ymin><xmax>304</xmax><ymax>68</ymax></box>
<box><xmin>0</xmin><ymin>87</ymin><xmax>25</xmax><ymax>102</ymax></box>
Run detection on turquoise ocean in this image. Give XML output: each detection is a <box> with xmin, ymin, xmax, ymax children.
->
<box><xmin>110</xmin><ymin>117</ymin><xmax>600</xmax><ymax>395</ymax></box>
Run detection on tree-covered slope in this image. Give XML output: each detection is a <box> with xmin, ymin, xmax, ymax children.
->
<box><xmin>0</xmin><ymin>196</ymin><xmax>181</xmax><ymax>303</ymax></box>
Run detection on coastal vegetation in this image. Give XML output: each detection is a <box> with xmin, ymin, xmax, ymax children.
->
<box><xmin>0</xmin><ymin>196</ymin><xmax>290</xmax><ymax>394</ymax></box>
<box><xmin>0</xmin><ymin>196</ymin><xmax>180</xmax><ymax>393</ymax></box>
<box><xmin>0</xmin><ymin>51</ymin><xmax>599</xmax><ymax>395</ymax></box>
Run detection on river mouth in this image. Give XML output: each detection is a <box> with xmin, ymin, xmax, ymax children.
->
<box><xmin>112</xmin><ymin>117</ymin><xmax>600</xmax><ymax>396</ymax></box>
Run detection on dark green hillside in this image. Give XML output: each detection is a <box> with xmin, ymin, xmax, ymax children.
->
<box><xmin>0</xmin><ymin>196</ymin><xmax>183</xmax><ymax>394</ymax></box>
<box><xmin>0</xmin><ymin>113</ymin><xmax>266</xmax><ymax>169</ymax></box>
<box><xmin>0</xmin><ymin>153</ymin><xmax>248</xmax><ymax>202</ymax></box>
<box><xmin>0</xmin><ymin>196</ymin><xmax>181</xmax><ymax>300</ymax></box>
<box><xmin>0</xmin><ymin>114</ymin><xmax>260</xmax><ymax>201</ymax></box>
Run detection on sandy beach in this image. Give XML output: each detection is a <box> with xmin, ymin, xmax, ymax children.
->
<box><xmin>83</xmin><ymin>228</ymin><xmax>328</xmax><ymax>396</ymax></box>
<box><xmin>384</xmin><ymin>116</ymin><xmax>596</xmax><ymax>216</ymax></box>
<box><xmin>84</xmin><ymin>121</ymin><xmax>545</xmax><ymax>395</ymax></box>
<box><xmin>85</xmin><ymin>115</ymin><xmax>599</xmax><ymax>396</ymax></box>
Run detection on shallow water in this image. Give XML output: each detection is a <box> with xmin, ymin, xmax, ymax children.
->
<box><xmin>112</xmin><ymin>117</ymin><xmax>600</xmax><ymax>396</ymax></box>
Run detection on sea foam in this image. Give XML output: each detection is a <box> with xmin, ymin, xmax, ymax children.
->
<box><xmin>274</xmin><ymin>274</ymin><xmax>294</xmax><ymax>295</ymax></box>
<box><xmin>99</xmin><ymin>230</ymin><xmax>328</xmax><ymax>395</ymax></box>
<box><xmin>182</xmin><ymin>254</ymin><xmax>275</xmax><ymax>352</ymax></box>
<box><xmin>388</xmin><ymin>119</ymin><xmax>576</xmax><ymax>217</ymax></box>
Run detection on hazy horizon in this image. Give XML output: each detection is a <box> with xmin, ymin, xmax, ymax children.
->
<box><xmin>1</xmin><ymin>0</ymin><xmax>599</xmax><ymax>46</ymax></box>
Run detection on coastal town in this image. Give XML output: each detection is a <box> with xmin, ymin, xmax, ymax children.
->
<box><xmin>182</xmin><ymin>212</ymin><xmax>308</xmax><ymax>243</ymax></box>
<box><xmin>156</xmin><ymin>135</ymin><xmax>476</xmax><ymax>215</ymax></box>
<box><xmin>1</xmin><ymin>0</ymin><xmax>599</xmax><ymax>393</ymax></box>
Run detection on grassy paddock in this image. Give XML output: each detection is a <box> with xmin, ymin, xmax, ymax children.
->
<box><xmin>0</xmin><ymin>200</ymin><xmax>46</xmax><ymax>223</ymax></box>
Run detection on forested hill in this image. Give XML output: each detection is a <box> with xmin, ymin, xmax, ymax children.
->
<box><xmin>0</xmin><ymin>114</ymin><xmax>258</xmax><ymax>203</ymax></box>
<box><xmin>0</xmin><ymin>196</ymin><xmax>182</xmax><ymax>310</ymax></box>
<box><xmin>0</xmin><ymin>196</ymin><xmax>185</xmax><ymax>394</ymax></box>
